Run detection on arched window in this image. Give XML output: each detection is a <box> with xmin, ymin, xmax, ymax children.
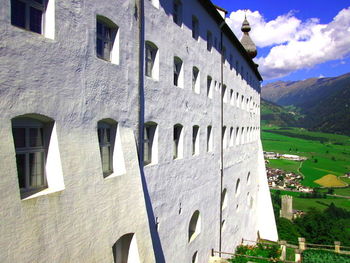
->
<box><xmin>192</xmin><ymin>125</ymin><xmax>199</xmax><ymax>156</ymax></box>
<box><xmin>192</xmin><ymin>16</ymin><xmax>199</xmax><ymax>40</ymax></box>
<box><xmin>189</xmin><ymin>210</ymin><xmax>201</xmax><ymax>242</ymax></box>
<box><xmin>174</xmin><ymin>57</ymin><xmax>183</xmax><ymax>88</ymax></box>
<box><xmin>173</xmin><ymin>0</ymin><xmax>182</xmax><ymax>26</ymax></box>
<box><xmin>173</xmin><ymin>124</ymin><xmax>183</xmax><ymax>159</ymax></box>
<box><xmin>144</xmin><ymin>122</ymin><xmax>158</xmax><ymax>165</ymax></box>
<box><xmin>207</xmin><ymin>76</ymin><xmax>213</xmax><ymax>98</ymax></box>
<box><xmin>112</xmin><ymin>233</ymin><xmax>140</xmax><ymax>263</ymax></box>
<box><xmin>145</xmin><ymin>41</ymin><xmax>159</xmax><ymax>80</ymax></box>
<box><xmin>192</xmin><ymin>67</ymin><xmax>200</xmax><ymax>94</ymax></box>
<box><xmin>247</xmin><ymin>172</ymin><xmax>251</xmax><ymax>185</ymax></box>
<box><xmin>96</xmin><ymin>15</ymin><xmax>119</xmax><ymax>64</ymax></box>
<box><xmin>221</xmin><ymin>188</ymin><xmax>227</xmax><ymax>210</ymax></box>
<box><xmin>235</xmin><ymin>178</ymin><xmax>241</xmax><ymax>196</ymax></box>
<box><xmin>97</xmin><ymin>119</ymin><xmax>125</xmax><ymax>178</ymax></box>
<box><xmin>229</xmin><ymin>127</ymin><xmax>234</xmax><ymax>147</ymax></box>
<box><xmin>192</xmin><ymin>251</ymin><xmax>198</xmax><ymax>263</ymax></box>
<box><xmin>222</xmin><ymin>126</ymin><xmax>227</xmax><ymax>149</ymax></box>
<box><xmin>207</xmin><ymin>125</ymin><xmax>213</xmax><ymax>152</ymax></box>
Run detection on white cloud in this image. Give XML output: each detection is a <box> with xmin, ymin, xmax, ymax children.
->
<box><xmin>226</xmin><ymin>7</ymin><xmax>350</xmax><ymax>80</ymax></box>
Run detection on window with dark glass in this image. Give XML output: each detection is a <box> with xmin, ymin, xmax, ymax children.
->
<box><xmin>11</xmin><ymin>0</ymin><xmax>46</xmax><ymax>34</ymax></box>
<box><xmin>192</xmin><ymin>16</ymin><xmax>199</xmax><ymax>40</ymax></box>
<box><xmin>12</xmin><ymin>117</ymin><xmax>50</xmax><ymax>194</ymax></box>
<box><xmin>173</xmin><ymin>0</ymin><xmax>182</xmax><ymax>26</ymax></box>
<box><xmin>144</xmin><ymin>123</ymin><xmax>157</xmax><ymax>165</ymax></box>
<box><xmin>207</xmin><ymin>30</ymin><xmax>212</xmax><ymax>51</ymax></box>
<box><xmin>98</xmin><ymin>121</ymin><xmax>116</xmax><ymax>177</ymax></box>
<box><xmin>192</xmin><ymin>126</ymin><xmax>199</xmax><ymax>155</ymax></box>
<box><xmin>192</xmin><ymin>67</ymin><xmax>199</xmax><ymax>92</ymax></box>
<box><xmin>174</xmin><ymin>57</ymin><xmax>182</xmax><ymax>86</ymax></box>
<box><xmin>207</xmin><ymin>126</ymin><xmax>212</xmax><ymax>152</ymax></box>
<box><xmin>207</xmin><ymin>76</ymin><xmax>212</xmax><ymax>97</ymax></box>
<box><xmin>145</xmin><ymin>42</ymin><xmax>157</xmax><ymax>78</ymax></box>
<box><xmin>173</xmin><ymin>124</ymin><xmax>182</xmax><ymax>159</ymax></box>
<box><xmin>96</xmin><ymin>17</ymin><xmax>117</xmax><ymax>61</ymax></box>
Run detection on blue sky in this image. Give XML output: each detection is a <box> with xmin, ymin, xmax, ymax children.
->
<box><xmin>213</xmin><ymin>0</ymin><xmax>350</xmax><ymax>83</ymax></box>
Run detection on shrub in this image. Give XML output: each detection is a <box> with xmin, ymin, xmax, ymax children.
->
<box><xmin>302</xmin><ymin>249</ymin><xmax>350</xmax><ymax>263</ymax></box>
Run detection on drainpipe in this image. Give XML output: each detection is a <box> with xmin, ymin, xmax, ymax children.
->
<box><xmin>219</xmin><ymin>20</ymin><xmax>225</xmax><ymax>257</ymax></box>
<box><xmin>137</xmin><ymin>0</ymin><xmax>145</xmax><ymax>163</ymax></box>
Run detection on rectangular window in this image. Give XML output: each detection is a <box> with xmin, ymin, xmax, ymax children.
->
<box><xmin>96</xmin><ymin>17</ymin><xmax>118</xmax><ymax>63</ymax></box>
<box><xmin>192</xmin><ymin>16</ymin><xmax>199</xmax><ymax>40</ymax></box>
<box><xmin>207</xmin><ymin>30</ymin><xmax>212</xmax><ymax>51</ymax></box>
<box><xmin>11</xmin><ymin>0</ymin><xmax>45</xmax><ymax>34</ymax></box>
<box><xmin>12</xmin><ymin>118</ymin><xmax>48</xmax><ymax>194</ymax></box>
<box><xmin>97</xmin><ymin>121</ymin><xmax>117</xmax><ymax>177</ymax></box>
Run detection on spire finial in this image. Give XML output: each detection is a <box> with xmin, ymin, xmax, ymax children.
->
<box><xmin>240</xmin><ymin>12</ymin><xmax>257</xmax><ymax>59</ymax></box>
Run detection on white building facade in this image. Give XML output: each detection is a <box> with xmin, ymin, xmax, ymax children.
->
<box><xmin>0</xmin><ymin>0</ymin><xmax>277</xmax><ymax>262</ymax></box>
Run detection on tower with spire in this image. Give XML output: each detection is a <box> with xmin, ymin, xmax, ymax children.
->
<box><xmin>240</xmin><ymin>14</ymin><xmax>257</xmax><ymax>59</ymax></box>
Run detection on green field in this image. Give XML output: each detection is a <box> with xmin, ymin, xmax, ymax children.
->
<box><xmin>262</xmin><ymin>127</ymin><xmax>350</xmax><ymax>188</ymax></box>
<box><xmin>270</xmin><ymin>189</ymin><xmax>350</xmax><ymax>211</ymax></box>
<box><xmin>267</xmin><ymin>159</ymin><xmax>302</xmax><ymax>175</ymax></box>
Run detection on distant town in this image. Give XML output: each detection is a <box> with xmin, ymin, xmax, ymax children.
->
<box><xmin>264</xmin><ymin>152</ymin><xmax>313</xmax><ymax>192</ymax></box>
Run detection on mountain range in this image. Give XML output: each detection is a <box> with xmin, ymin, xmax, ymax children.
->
<box><xmin>261</xmin><ymin>72</ymin><xmax>350</xmax><ymax>135</ymax></box>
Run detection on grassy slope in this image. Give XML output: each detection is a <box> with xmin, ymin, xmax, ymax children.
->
<box><xmin>262</xmin><ymin>127</ymin><xmax>350</xmax><ymax>188</ymax></box>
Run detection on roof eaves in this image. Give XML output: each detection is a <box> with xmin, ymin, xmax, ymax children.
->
<box><xmin>198</xmin><ymin>0</ymin><xmax>263</xmax><ymax>81</ymax></box>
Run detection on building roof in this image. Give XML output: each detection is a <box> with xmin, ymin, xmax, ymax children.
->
<box><xmin>198</xmin><ymin>0</ymin><xmax>263</xmax><ymax>81</ymax></box>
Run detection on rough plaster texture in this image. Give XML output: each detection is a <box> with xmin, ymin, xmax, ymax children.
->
<box><xmin>0</xmin><ymin>1</ymin><xmax>154</xmax><ymax>262</ymax></box>
<box><xmin>144</xmin><ymin>1</ymin><xmax>277</xmax><ymax>262</ymax></box>
<box><xmin>0</xmin><ymin>0</ymin><xmax>277</xmax><ymax>262</ymax></box>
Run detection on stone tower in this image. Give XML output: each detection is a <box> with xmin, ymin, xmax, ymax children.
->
<box><xmin>280</xmin><ymin>195</ymin><xmax>293</xmax><ymax>220</ymax></box>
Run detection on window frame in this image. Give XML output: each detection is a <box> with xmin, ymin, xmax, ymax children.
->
<box><xmin>11</xmin><ymin>0</ymin><xmax>46</xmax><ymax>34</ymax></box>
<box><xmin>207</xmin><ymin>30</ymin><xmax>212</xmax><ymax>51</ymax></box>
<box><xmin>173</xmin><ymin>124</ymin><xmax>183</xmax><ymax>159</ymax></box>
<box><xmin>145</xmin><ymin>42</ymin><xmax>158</xmax><ymax>79</ymax></box>
<box><xmin>143</xmin><ymin>123</ymin><xmax>157</xmax><ymax>166</ymax></box>
<box><xmin>174</xmin><ymin>57</ymin><xmax>183</xmax><ymax>87</ymax></box>
<box><xmin>192</xmin><ymin>15</ymin><xmax>199</xmax><ymax>40</ymax></box>
<box><xmin>173</xmin><ymin>0</ymin><xmax>182</xmax><ymax>26</ymax></box>
<box><xmin>12</xmin><ymin>117</ymin><xmax>51</xmax><ymax>195</ymax></box>
<box><xmin>96</xmin><ymin>16</ymin><xmax>118</xmax><ymax>63</ymax></box>
<box><xmin>97</xmin><ymin>121</ymin><xmax>116</xmax><ymax>178</ymax></box>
